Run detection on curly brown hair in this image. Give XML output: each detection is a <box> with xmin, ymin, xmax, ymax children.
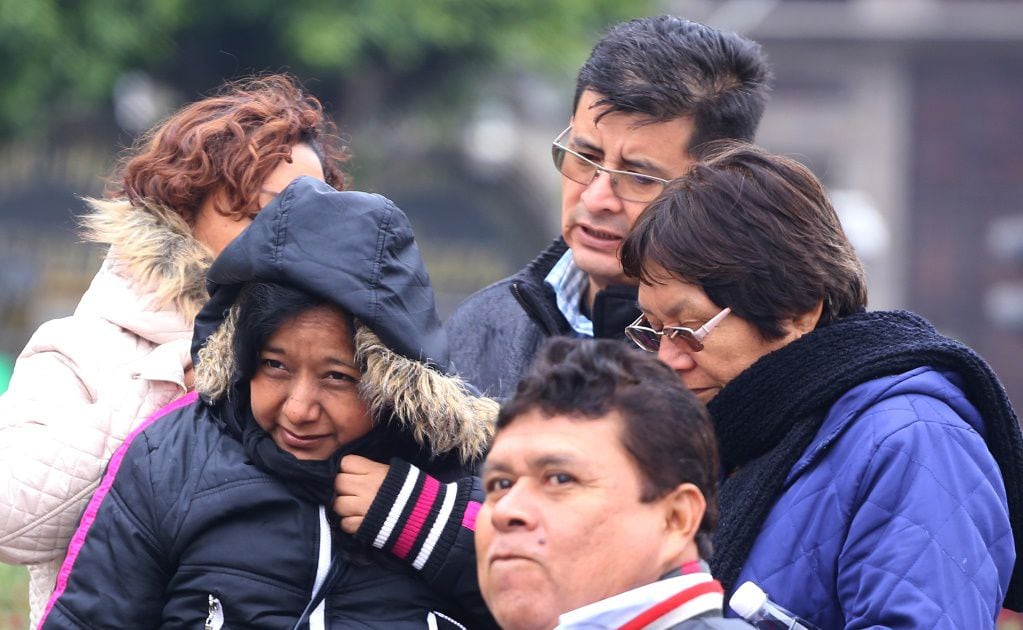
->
<box><xmin>109</xmin><ymin>74</ymin><xmax>349</xmax><ymax>223</ymax></box>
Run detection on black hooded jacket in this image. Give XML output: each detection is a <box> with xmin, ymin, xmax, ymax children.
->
<box><xmin>40</xmin><ymin>178</ymin><xmax>496</xmax><ymax>629</ymax></box>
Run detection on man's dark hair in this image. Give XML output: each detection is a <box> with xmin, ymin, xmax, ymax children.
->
<box><xmin>574</xmin><ymin>15</ymin><xmax>772</xmax><ymax>151</ymax></box>
<box><xmin>232</xmin><ymin>282</ymin><xmax>354</xmax><ymax>385</ymax></box>
<box><xmin>498</xmin><ymin>337</ymin><xmax>719</xmax><ymax>559</ymax></box>
<box><xmin>621</xmin><ymin>142</ymin><xmax>868</xmax><ymax>340</ymax></box>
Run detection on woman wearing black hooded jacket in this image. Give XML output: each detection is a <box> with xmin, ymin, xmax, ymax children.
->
<box><xmin>38</xmin><ymin>177</ymin><xmax>497</xmax><ymax>629</ymax></box>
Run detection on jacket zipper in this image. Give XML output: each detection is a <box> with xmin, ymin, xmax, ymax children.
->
<box><xmin>308</xmin><ymin>506</ymin><xmax>332</xmax><ymax>630</ymax></box>
<box><xmin>204</xmin><ymin>594</ymin><xmax>223</xmax><ymax>630</ymax></box>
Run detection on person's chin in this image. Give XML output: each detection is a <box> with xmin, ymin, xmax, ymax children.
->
<box><xmin>488</xmin><ymin>590</ymin><xmax>558</xmax><ymax>630</ymax></box>
<box><xmin>689</xmin><ymin>387</ymin><xmax>721</xmax><ymax>403</ymax></box>
<box><xmin>569</xmin><ymin>245</ymin><xmax>626</xmax><ymax>287</ymax></box>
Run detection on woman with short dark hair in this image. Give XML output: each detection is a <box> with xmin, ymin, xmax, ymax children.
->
<box><xmin>620</xmin><ymin>143</ymin><xmax>1023</xmax><ymax>629</ymax></box>
<box><xmin>39</xmin><ymin>177</ymin><xmax>496</xmax><ymax>628</ymax></box>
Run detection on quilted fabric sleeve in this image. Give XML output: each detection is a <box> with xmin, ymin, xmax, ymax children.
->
<box><xmin>837</xmin><ymin>397</ymin><xmax>1014</xmax><ymax>629</ymax></box>
<box><xmin>0</xmin><ymin>330</ymin><xmax>156</xmax><ymax>565</ymax></box>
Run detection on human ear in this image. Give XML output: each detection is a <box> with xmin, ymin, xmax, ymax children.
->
<box><xmin>659</xmin><ymin>483</ymin><xmax>706</xmax><ymax>566</ymax></box>
<box><xmin>788</xmin><ymin>299</ymin><xmax>824</xmax><ymax>336</ymax></box>
<box><xmin>666</xmin><ymin>483</ymin><xmax>705</xmax><ymax>536</ymax></box>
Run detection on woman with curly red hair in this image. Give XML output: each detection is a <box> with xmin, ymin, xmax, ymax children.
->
<box><xmin>0</xmin><ymin>74</ymin><xmax>348</xmax><ymax>626</ymax></box>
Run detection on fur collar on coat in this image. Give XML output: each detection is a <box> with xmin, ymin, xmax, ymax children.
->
<box><xmin>191</xmin><ymin>178</ymin><xmax>496</xmax><ymax>465</ymax></box>
<box><xmin>80</xmin><ymin>197</ymin><xmax>211</xmax><ymax>325</ymax></box>
<box><xmin>195</xmin><ymin>315</ymin><xmax>496</xmax><ymax>465</ymax></box>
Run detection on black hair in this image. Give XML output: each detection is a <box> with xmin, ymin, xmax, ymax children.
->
<box><xmin>498</xmin><ymin>337</ymin><xmax>719</xmax><ymax>559</ymax></box>
<box><xmin>231</xmin><ymin>282</ymin><xmax>354</xmax><ymax>386</ymax></box>
<box><xmin>621</xmin><ymin>142</ymin><xmax>867</xmax><ymax>339</ymax></box>
<box><xmin>574</xmin><ymin>15</ymin><xmax>772</xmax><ymax>150</ymax></box>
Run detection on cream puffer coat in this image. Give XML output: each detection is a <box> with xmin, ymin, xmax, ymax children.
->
<box><xmin>0</xmin><ymin>198</ymin><xmax>210</xmax><ymax>627</ymax></box>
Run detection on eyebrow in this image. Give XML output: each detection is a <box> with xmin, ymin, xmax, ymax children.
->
<box><xmin>622</xmin><ymin>157</ymin><xmax>667</xmax><ymax>178</ymax></box>
<box><xmin>571</xmin><ymin>136</ymin><xmax>667</xmax><ymax>178</ymax></box>
<box><xmin>530</xmin><ymin>453</ymin><xmax>580</xmax><ymax>468</ymax></box>
<box><xmin>261</xmin><ymin>346</ymin><xmax>359</xmax><ymax>370</ymax></box>
<box><xmin>481</xmin><ymin>460</ymin><xmax>513</xmax><ymax>477</ymax></box>
<box><xmin>570</xmin><ymin>135</ymin><xmax>602</xmax><ymax>156</ymax></box>
<box><xmin>482</xmin><ymin>452</ymin><xmax>583</xmax><ymax>477</ymax></box>
<box><xmin>637</xmin><ymin>298</ymin><xmax>701</xmax><ymax>322</ymax></box>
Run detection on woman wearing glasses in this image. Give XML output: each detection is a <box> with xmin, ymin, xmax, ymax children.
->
<box><xmin>0</xmin><ymin>75</ymin><xmax>346</xmax><ymax>626</ymax></box>
<box><xmin>620</xmin><ymin>143</ymin><xmax>1023</xmax><ymax>629</ymax></box>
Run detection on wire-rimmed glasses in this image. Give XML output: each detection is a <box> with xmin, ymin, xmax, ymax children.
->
<box><xmin>551</xmin><ymin>126</ymin><xmax>670</xmax><ymax>203</ymax></box>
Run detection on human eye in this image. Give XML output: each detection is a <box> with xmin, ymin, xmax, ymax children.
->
<box><xmin>640</xmin><ymin>315</ymin><xmax>663</xmax><ymax>331</ymax></box>
<box><xmin>260</xmin><ymin>358</ymin><xmax>286</xmax><ymax>371</ymax></box>
<box><xmin>484</xmin><ymin>476</ymin><xmax>514</xmax><ymax>496</ymax></box>
<box><xmin>325</xmin><ymin>370</ymin><xmax>358</xmax><ymax>382</ymax></box>
<box><xmin>323</xmin><ymin>370</ymin><xmax>361</xmax><ymax>391</ymax></box>
<box><xmin>545</xmin><ymin>472</ymin><xmax>576</xmax><ymax>487</ymax></box>
<box><xmin>628</xmin><ymin>173</ymin><xmax>661</xmax><ymax>187</ymax></box>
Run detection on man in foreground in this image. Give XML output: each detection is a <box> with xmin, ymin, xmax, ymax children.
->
<box><xmin>475</xmin><ymin>338</ymin><xmax>751</xmax><ymax>629</ymax></box>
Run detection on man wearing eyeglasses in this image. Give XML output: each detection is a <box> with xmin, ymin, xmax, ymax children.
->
<box><xmin>444</xmin><ymin>15</ymin><xmax>772</xmax><ymax>399</ymax></box>
<box><xmin>330</xmin><ymin>17</ymin><xmax>772</xmax><ymax>612</ymax></box>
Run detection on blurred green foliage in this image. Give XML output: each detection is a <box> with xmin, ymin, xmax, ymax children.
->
<box><xmin>0</xmin><ymin>0</ymin><xmax>653</xmax><ymax>139</ymax></box>
<box><xmin>0</xmin><ymin>353</ymin><xmax>12</xmax><ymax>394</ymax></box>
<box><xmin>0</xmin><ymin>564</ymin><xmax>28</xmax><ymax>628</ymax></box>
<box><xmin>0</xmin><ymin>0</ymin><xmax>187</xmax><ymax>135</ymax></box>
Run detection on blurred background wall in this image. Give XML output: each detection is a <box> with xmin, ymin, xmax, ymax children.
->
<box><xmin>0</xmin><ymin>0</ymin><xmax>1021</xmax><ymax>413</ymax></box>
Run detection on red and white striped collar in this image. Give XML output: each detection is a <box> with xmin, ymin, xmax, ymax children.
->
<box><xmin>555</xmin><ymin>564</ymin><xmax>724</xmax><ymax>630</ymax></box>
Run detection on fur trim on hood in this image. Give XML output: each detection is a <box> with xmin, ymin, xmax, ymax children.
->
<box><xmin>191</xmin><ymin>178</ymin><xmax>496</xmax><ymax>464</ymax></box>
<box><xmin>195</xmin><ymin>306</ymin><xmax>496</xmax><ymax>464</ymax></box>
<box><xmin>353</xmin><ymin>325</ymin><xmax>495</xmax><ymax>463</ymax></box>
<box><xmin>80</xmin><ymin>198</ymin><xmax>211</xmax><ymax>323</ymax></box>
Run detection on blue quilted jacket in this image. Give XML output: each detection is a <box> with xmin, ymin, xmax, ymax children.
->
<box><xmin>735</xmin><ymin>366</ymin><xmax>1014</xmax><ymax>629</ymax></box>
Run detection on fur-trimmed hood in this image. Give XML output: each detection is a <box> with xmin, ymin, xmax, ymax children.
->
<box><xmin>80</xmin><ymin>197</ymin><xmax>211</xmax><ymax>324</ymax></box>
<box><xmin>192</xmin><ymin>177</ymin><xmax>495</xmax><ymax>463</ymax></box>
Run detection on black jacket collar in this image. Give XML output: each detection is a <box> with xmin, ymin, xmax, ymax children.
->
<box><xmin>509</xmin><ymin>237</ymin><xmax>639</xmax><ymax>341</ymax></box>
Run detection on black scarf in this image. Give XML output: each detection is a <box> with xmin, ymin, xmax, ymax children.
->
<box><xmin>707</xmin><ymin>310</ymin><xmax>1023</xmax><ymax>611</ymax></box>
<box><xmin>212</xmin><ymin>387</ymin><xmax>427</xmax><ymax>506</ymax></box>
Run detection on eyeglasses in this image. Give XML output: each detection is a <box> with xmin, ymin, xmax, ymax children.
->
<box><xmin>551</xmin><ymin>126</ymin><xmax>670</xmax><ymax>203</ymax></box>
<box><xmin>625</xmin><ymin>307</ymin><xmax>732</xmax><ymax>353</ymax></box>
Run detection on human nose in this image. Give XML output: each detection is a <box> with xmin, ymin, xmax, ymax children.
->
<box><xmin>283</xmin><ymin>377</ymin><xmax>321</xmax><ymax>424</ymax></box>
<box><xmin>657</xmin><ymin>335</ymin><xmax>697</xmax><ymax>374</ymax></box>
<box><xmin>490</xmin><ymin>482</ymin><xmax>538</xmax><ymax>532</ymax></box>
<box><xmin>579</xmin><ymin>168</ymin><xmax>625</xmax><ymax>214</ymax></box>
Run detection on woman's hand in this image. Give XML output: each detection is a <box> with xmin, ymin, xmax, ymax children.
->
<box><xmin>333</xmin><ymin>455</ymin><xmax>389</xmax><ymax>534</ymax></box>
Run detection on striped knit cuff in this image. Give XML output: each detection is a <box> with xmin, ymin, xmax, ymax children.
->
<box><xmin>355</xmin><ymin>458</ymin><xmax>474</xmax><ymax>578</ymax></box>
